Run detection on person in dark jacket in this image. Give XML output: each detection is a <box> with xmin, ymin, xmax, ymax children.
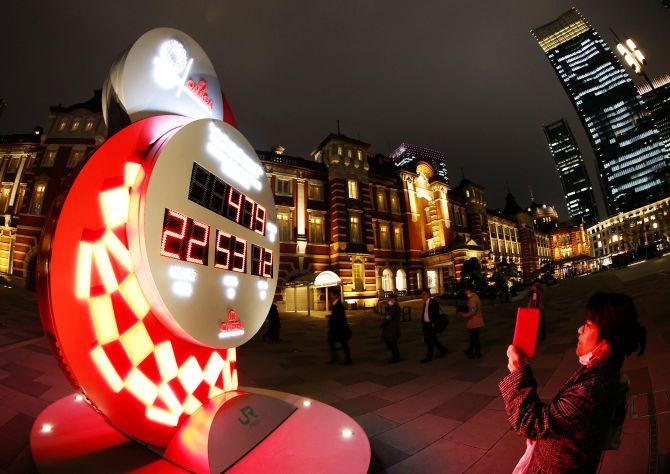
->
<box><xmin>500</xmin><ymin>292</ymin><xmax>646</xmax><ymax>473</ymax></box>
<box><xmin>327</xmin><ymin>287</ymin><xmax>352</xmax><ymax>365</ymax></box>
<box><xmin>420</xmin><ymin>288</ymin><xmax>447</xmax><ymax>363</ymax></box>
<box><xmin>381</xmin><ymin>293</ymin><xmax>401</xmax><ymax>363</ymax></box>
<box><xmin>263</xmin><ymin>303</ymin><xmax>281</xmax><ymax>341</ymax></box>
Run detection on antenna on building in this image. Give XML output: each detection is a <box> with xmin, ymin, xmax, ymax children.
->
<box><xmin>528</xmin><ymin>185</ymin><xmax>535</xmax><ymax>202</ymax></box>
<box><xmin>336</xmin><ymin>119</ymin><xmax>341</xmax><ymax>135</ymax></box>
<box><xmin>460</xmin><ymin>167</ymin><xmax>465</xmax><ymax>180</ymax></box>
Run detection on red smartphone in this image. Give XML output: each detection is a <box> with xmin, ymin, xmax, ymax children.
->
<box><xmin>513</xmin><ymin>307</ymin><xmax>541</xmax><ymax>358</ymax></box>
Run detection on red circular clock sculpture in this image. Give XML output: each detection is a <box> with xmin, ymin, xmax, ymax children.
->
<box><xmin>32</xmin><ymin>27</ymin><xmax>369</xmax><ymax>473</ymax></box>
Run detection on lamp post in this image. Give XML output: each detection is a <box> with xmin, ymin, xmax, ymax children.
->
<box><xmin>610</xmin><ymin>29</ymin><xmax>654</xmax><ymax>89</ymax></box>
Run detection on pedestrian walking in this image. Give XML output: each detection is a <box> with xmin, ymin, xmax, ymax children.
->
<box><xmin>528</xmin><ymin>280</ymin><xmax>546</xmax><ymax>340</ymax></box>
<box><xmin>381</xmin><ymin>293</ymin><xmax>401</xmax><ymax>363</ymax></box>
<box><xmin>262</xmin><ymin>303</ymin><xmax>281</xmax><ymax>341</ymax></box>
<box><xmin>327</xmin><ymin>287</ymin><xmax>352</xmax><ymax>365</ymax></box>
<box><xmin>500</xmin><ymin>292</ymin><xmax>646</xmax><ymax>473</ymax></box>
<box><xmin>420</xmin><ymin>288</ymin><xmax>447</xmax><ymax>363</ymax></box>
<box><xmin>458</xmin><ymin>284</ymin><xmax>484</xmax><ymax>359</ymax></box>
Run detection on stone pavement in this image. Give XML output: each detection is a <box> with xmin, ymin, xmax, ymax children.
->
<box><xmin>1</xmin><ymin>257</ymin><xmax>670</xmax><ymax>472</ymax></box>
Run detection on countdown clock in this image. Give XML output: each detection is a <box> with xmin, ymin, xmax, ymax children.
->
<box><xmin>129</xmin><ymin>118</ymin><xmax>279</xmax><ymax>348</ymax></box>
<box><xmin>37</xmin><ymin>115</ymin><xmax>278</xmax><ymax>447</ymax></box>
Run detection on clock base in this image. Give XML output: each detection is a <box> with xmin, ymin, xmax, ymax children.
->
<box><xmin>30</xmin><ymin>388</ymin><xmax>370</xmax><ymax>473</ymax></box>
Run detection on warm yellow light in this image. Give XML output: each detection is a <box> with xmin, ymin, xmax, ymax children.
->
<box><xmin>633</xmin><ymin>49</ymin><xmax>645</xmax><ymax>64</ymax></box>
<box><xmin>125</xmin><ymin>368</ymin><xmax>158</xmax><ymax>406</ymax></box>
<box><xmin>103</xmin><ymin>231</ymin><xmax>133</xmax><ymax>271</ymax></box>
<box><xmin>228</xmin><ymin>347</ymin><xmax>237</xmax><ymax>362</ymax></box>
<box><xmin>93</xmin><ymin>242</ymin><xmax>118</xmax><ymax>293</ymax></box>
<box><xmin>146</xmin><ymin>406</ymin><xmax>179</xmax><ymax>426</ymax></box>
<box><xmin>222</xmin><ymin>360</ymin><xmax>233</xmax><ymax>391</ymax></box>
<box><xmin>154</xmin><ymin>341</ymin><xmax>178</xmax><ymax>381</ymax></box>
<box><xmin>616</xmin><ymin>43</ymin><xmax>627</xmax><ymax>55</ymax></box>
<box><xmin>91</xmin><ymin>346</ymin><xmax>124</xmax><ymax>392</ymax></box>
<box><xmin>208</xmin><ymin>385</ymin><xmax>225</xmax><ymax>398</ymax></box>
<box><xmin>89</xmin><ymin>294</ymin><xmax>119</xmax><ymax>344</ymax></box>
<box><xmin>178</xmin><ymin>356</ymin><xmax>204</xmax><ymax>394</ymax></box>
<box><xmin>118</xmin><ymin>274</ymin><xmax>150</xmax><ymax>319</ymax></box>
<box><xmin>183</xmin><ymin>394</ymin><xmax>202</xmax><ymax>415</ymax></box>
<box><xmin>120</xmin><ymin>322</ymin><xmax>154</xmax><ymax>366</ymax></box>
<box><xmin>100</xmin><ymin>187</ymin><xmax>130</xmax><ymax>229</ymax></box>
<box><xmin>158</xmin><ymin>383</ymin><xmax>184</xmax><ymax>416</ymax></box>
<box><xmin>76</xmin><ymin>242</ymin><xmax>93</xmax><ymax>299</ymax></box>
<box><xmin>625</xmin><ymin>38</ymin><xmax>637</xmax><ymax>50</ymax></box>
<box><xmin>124</xmin><ymin>162</ymin><xmax>142</xmax><ymax>188</ymax></box>
<box><xmin>202</xmin><ymin>352</ymin><xmax>224</xmax><ymax>385</ymax></box>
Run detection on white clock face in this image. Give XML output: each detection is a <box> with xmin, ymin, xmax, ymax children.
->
<box><xmin>129</xmin><ymin>119</ymin><xmax>279</xmax><ymax>348</ymax></box>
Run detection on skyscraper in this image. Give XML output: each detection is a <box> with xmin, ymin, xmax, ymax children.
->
<box><xmin>543</xmin><ymin>119</ymin><xmax>599</xmax><ymax>225</ymax></box>
<box><xmin>532</xmin><ymin>8</ymin><xmax>669</xmax><ymax>215</ymax></box>
<box><xmin>639</xmin><ymin>75</ymin><xmax>670</xmax><ymax>156</ymax></box>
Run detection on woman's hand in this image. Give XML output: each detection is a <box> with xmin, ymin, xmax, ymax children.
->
<box><xmin>506</xmin><ymin>345</ymin><xmax>527</xmax><ymax>373</ymax></box>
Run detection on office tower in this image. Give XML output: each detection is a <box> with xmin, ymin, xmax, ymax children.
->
<box><xmin>389</xmin><ymin>142</ymin><xmax>449</xmax><ymax>182</ymax></box>
<box><xmin>543</xmin><ymin>119</ymin><xmax>599</xmax><ymax>225</ymax></box>
<box><xmin>532</xmin><ymin>8</ymin><xmax>669</xmax><ymax>215</ymax></box>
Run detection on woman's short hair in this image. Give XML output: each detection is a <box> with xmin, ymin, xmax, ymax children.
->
<box><xmin>586</xmin><ymin>292</ymin><xmax>646</xmax><ymax>358</ymax></box>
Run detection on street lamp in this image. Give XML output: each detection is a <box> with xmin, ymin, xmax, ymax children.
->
<box><xmin>611</xmin><ymin>30</ymin><xmax>654</xmax><ymax>89</ymax></box>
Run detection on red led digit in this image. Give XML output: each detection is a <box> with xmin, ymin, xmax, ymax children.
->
<box><xmin>227</xmin><ymin>187</ymin><xmax>243</xmax><ymax>223</ymax></box>
<box><xmin>242</xmin><ymin>197</ymin><xmax>256</xmax><ymax>230</ymax></box>
<box><xmin>254</xmin><ymin>204</ymin><xmax>266</xmax><ymax>235</ymax></box>
<box><xmin>185</xmin><ymin>218</ymin><xmax>209</xmax><ymax>265</ymax></box>
<box><xmin>161</xmin><ymin>209</ymin><xmax>187</xmax><ymax>259</ymax></box>
<box><xmin>215</xmin><ymin>230</ymin><xmax>232</xmax><ymax>270</ymax></box>
<box><xmin>232</xmin><ymin>237</ymin><xmax>247</xmax><ymax>273</ymax></box>
<box><xmin>263</xmin><ymin>248</ymin><xmax>273</xmax><ymax>278</ymax></box>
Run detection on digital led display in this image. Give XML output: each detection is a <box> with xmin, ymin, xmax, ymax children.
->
<box><xmin>160</xmin><ymin>209</ymin><xmax>210</xmax><ymax>265</ymax></box>
<box><xmin>251</xmin><ymin>244</ymin><xmax>273</xmax><ymax>278</ymax></box>
<box><xmin>215</xmin><ymin>230</ymin><xmax>247</xmax><ymax>273</ymax></box>
<box><xmin>189</xmin><ymin>162</ymin><xmax>266</xmax><ymax>235</ymax></box>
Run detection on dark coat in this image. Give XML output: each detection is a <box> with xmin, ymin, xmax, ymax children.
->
<box><xmin>499</xmin><ymin>360</ymin><xmax>627</xmax><ymax>473</ymax></box>
<box><xmin>421</xmin><ymin>298</ymin><xmax>440</xmax><ymax>327</ymax></box>
<box><xmin>381</xmin><ymin>303</ymin><xmax>401</xmax><ymax>342</ymax></box>
<box><xmin>328</xmin><ymin>299</ymin><xmax>351</xmax><ymax>341</ymax></box>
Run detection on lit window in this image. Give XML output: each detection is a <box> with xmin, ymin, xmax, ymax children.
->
<box><xmin>357</xmin><ymin>150</ymin><xmax>362</xmax><ymax>160</ymax></box>
<box><xmin>393</xmin><ymin>225</ymin><xmax>404</xmax><ymax>250</ymax></box>
<box><xmin>277</xmin><ymin>211</ymin><xmax>292</xmax><ymax>241</ymax></box>
<box><xmin>379</xmin><ymin>224</ymin><xmax>391</xmax><ymax>248</ymax></box>
<box><xmin>57</xmin><ymin>120</ymin><xmax>67</xmax><ymax>131</ymax></box>
<box><xmin>349</xmin><ymin>214</ymin><xmax>362</xmax><ymax>243</ymax></box>
<box><xmin>337</xmin><ymin>146</ymin><xmax>343</xmax><ymax>156</ymax></box>
<box><xmin>42</xmin><ymin>150</ymin><xmax>57</xmax><ymax>167</ymax></box>
<box><xmin>275</xmin><ymin>178</ymin><xmax>292</xmax><ymax>196</ymax></box>
<box><xmin>352</xmin><ymin>262</ymin><xmax>365</xmax><ymax>291</ymax></box>
<box><xmin>347</xmin><ymin>149</ymin><xmax>352</xmax><ymax>158</ymax></box>
<box><xmin>0</xmin><ymin>185</ymin><xmax>11</xmax><ymax>213</ymax></box>
<box><xmin>29</xmin><ymin>183</ymin><xmax>47</xmax><ymax>215</ymax></box>
<box><xmin>308</xmin><ymin>214</ymin><xmax>325</xmax><ymax>244</ymax></box>
<box><xmin>347</xmin><ymin>179</ymin><xmax>358</xmax><ymax>199</ymax></box>
<box><xmin>85</xmin><ymin>121</ymin><xmax>94</xmax><ymax>132</ymax></box>
<box><xmin>308</xmin><ymin>182</ymin><xmax>323</xmax><ymax>201</ymax></box>
<box><xmin>7</xmin><ymin>157</ymin><xmax>20</xmax><ymax>173</ymax></box>
<box><xmin>377</xmin><ymin>190</ymin><xmax>387</xmax><ymax>211</ymax></box>
<box><xmin>70</xmin><ymin>120</ymin><xmax>81</xmax><ymax>132</ymax></box>
<box><xmin>390</xmin><ymin>192</ymin><xmax>400</xmax><ymax>214</ymax></box>
<box><xmin>67</xmin><ymin>150</ymin><xmax>84</xmax><ymax>168</ymax></box>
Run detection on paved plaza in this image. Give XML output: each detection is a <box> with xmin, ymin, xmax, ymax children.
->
<box><xmin>1</xmin><ymin>258</ymin><xmax>670</xmax><ymax>472</ymax></box>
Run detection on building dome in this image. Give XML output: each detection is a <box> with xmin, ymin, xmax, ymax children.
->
<box><xmin>528</xmin><ymin>201</ymin><xmax>558</xmax><ymax>221</ymax></box>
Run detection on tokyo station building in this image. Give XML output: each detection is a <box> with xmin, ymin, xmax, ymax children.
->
<box><xmin>0</xmin><ymin>92</ymin><xmax>588</xmax><ymax>310</ymax></box>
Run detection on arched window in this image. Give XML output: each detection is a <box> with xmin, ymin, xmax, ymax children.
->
<box><xmin>395</xmin><ymin>269</ymin><xmax>407</xmax><ymax>292</ymax></box>
<box><xmin>382</xmin><ymin>268</ymin><xmax>394</xmax><ymax>292</ymax></box>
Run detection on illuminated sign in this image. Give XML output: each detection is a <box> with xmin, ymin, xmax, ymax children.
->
<box><xmin>102</xmin><ymin>28</ymin><xmax>225</xmax><ymax>126</ymax></box>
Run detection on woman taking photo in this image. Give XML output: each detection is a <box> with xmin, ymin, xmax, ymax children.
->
<box><xmin>499</xmin><ymin>292</ymin><xmax>646</xmax><ymax>473</ymax></box>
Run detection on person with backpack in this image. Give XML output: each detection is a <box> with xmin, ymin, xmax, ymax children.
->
<box><xmin>381</xmin><ymin>293</ymin><xmax>401</xmax><ymax>363</ymax></box>
<box><xmin>420</xmin><ymin>288</ymin><xmax>448</xmax><ymax>363</ymax></box>
<box><xmin>458</xmin><ymin>284</ymin><xmax>484</xmax><ymax>359</ymax></box>
<box><xmin>327</xmin><ymin>287</ymin><xmax>352</xmax><ymax>365</ymax></box>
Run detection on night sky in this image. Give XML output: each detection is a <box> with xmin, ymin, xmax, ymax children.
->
<box><xmin>2</xmin><ymin>1</ymin><xmax>669</xmax><ymax>218</ymax></box>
